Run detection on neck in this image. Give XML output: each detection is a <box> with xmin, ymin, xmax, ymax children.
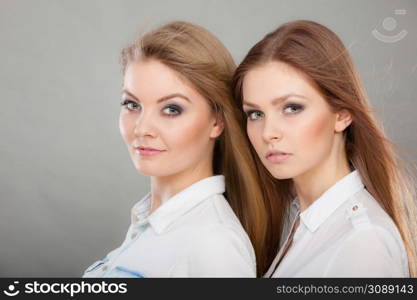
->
<box><xmin>149</xmin><ymin>158</ymin><xmax>213</xmax><ymax>214</ymax></box>
<box><xmin>293</xmin><ymin>138</ymin><xmax>351</xmax><ymax>212</ymax></box>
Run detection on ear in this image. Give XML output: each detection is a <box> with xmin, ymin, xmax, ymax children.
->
<box><xmin>209</xmin><ymin>115</ymin><xmax>224</xmax><ymax>139</ymax></box>
<box><xmin>334</xmin><ymin>109</ymin><xmax>352</xmax><ymax>132</ymax></box>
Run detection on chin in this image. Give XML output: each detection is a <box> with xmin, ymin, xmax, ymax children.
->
<box><xmin>135</xmin><ymin>165</ymin><xmax>159</xmax><ymax>176</ymax></box>
<box><xmin>133</xmin><ymin>162</ymin><xmax>154</xmax><ymax>176</ymax></box>
<box><xmin>271</xmin><ymin>173</ymin><xmax>292</xmax><ymax>180</ymax></box>
<box><xmin>267</xmin><ymin>166</ymin><xmax>297</xmax><ymax>180</ymax></box>
<box><xmin>134</xmin><ymin>164</ymin><xmax>177</xmax><ymax>178</ymax></box>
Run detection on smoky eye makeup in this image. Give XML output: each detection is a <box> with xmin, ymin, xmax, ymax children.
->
<box><xmin>120</xmin><ymin>99</ymin><xmax>140</xmax><ymax>111</ymax></box>
<box><xmin>120</xmin><ymin>93</ymin><xmax>188</xmax><ymax>115</ymax></box>
<box><xmin>244</xmin><ymin>109</ymin><xmax>264</xmax><ymax>121</ymax></box>
<box><xmin>161</xmin><ymin>103</ymin><xmax>184</xmax><ymax>116</ymax></box>
<box><xmin>281</xmin><ymin>101</ymin><xmax>305</xmax><ymax>115</ymax></box>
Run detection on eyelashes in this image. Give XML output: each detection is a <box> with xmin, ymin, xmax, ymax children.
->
<box><xmin>244</xmin><ymin>103</ymin><xmax>305</xmax><ymax>121</ymax></box>
<box><xmin>120</xmin><ymin>99</ymin><xmax>183</xmax><ymax>116</ymax></box>
<box><xmin>162</xmin><ymin>104</ymin><xmax>183</xmax><ymax>116</ymax></box>
<box><xmin>282</xmin><ymin>103</ymin><xmax>304</xmax><ymax>114</ymax></box>
<box><xmin>245</xmin><ymin>110</ymin><xmax>264</xmax><ymax>121</ymax></box>
<box><xmin>120</xmin><ymin>99</ymin><xmax>140</xmax><ymax>110</ymax></box>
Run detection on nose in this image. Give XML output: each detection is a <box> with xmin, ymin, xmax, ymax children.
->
<box><xmin>262</xmin><ymin>115</ymin><xmax>283</xmax><ymax>143</ymax></box>
<box><xmin>134</xmin><ymin>111</ymin><xmax>157</xmax><ymax>138</ymax></box>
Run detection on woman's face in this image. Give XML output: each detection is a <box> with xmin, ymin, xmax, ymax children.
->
<box><xmin>120</xmin><ymin>59</ymin><xmax>223</xmax><ymax>178</ymax></box>
<box><xmin>242</xmin><ymin>61</ymin><xmax>347</xmax><ymax>180</ymax></box>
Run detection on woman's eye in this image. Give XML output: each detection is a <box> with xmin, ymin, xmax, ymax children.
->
<box><xmin>246</xmin><ymin>110</ymin><xmax>264</xmax><ymax>121</ymax></box>
<box><xmin>283</xmin><ymin>103</ymin><xmax>304</xmax><ymax>115</ymax></box>
<box><xmin>120</xmin><ymin>100</ymin><xmax>140</xmax><ymax>111</ymax></box>
<box><xmin>162</xmin><ymin>104</ymin><xmax>183</xmax><ymax>116</ymax></box>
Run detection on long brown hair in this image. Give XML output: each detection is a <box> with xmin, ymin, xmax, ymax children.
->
<box><xmin>120</xmin><ymin>21</ymin><xmax>269</xmax><ymax>276</ymax></box>
<box><xmin>233</xmin><ymin>20</ymin><xmax>417</xmax><ymax>276</ymax></box>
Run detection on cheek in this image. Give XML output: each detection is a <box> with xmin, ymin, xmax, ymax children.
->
<box><xmin>292</xmin><ymin>112</ymin><xmax>335</xmax><ymax>156</ymax></box>
<box><xmin>247</xmin><ymin>122</ymin><xmax>263</xmax><ymax>152</ymax></box>
<box><xmin>119</xmin><ymin>112</ymin><xmax>135</xmax><ymax>144</ymax></box>
<box><xmin>163</xmin><ymin>114</ymin><xmax>211</xmax><ymax>152</ymax></box>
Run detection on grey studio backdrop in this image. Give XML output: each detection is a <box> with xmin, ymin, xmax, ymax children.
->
<box><xmin>0</xmin><ymin>0</ymin><xmax>416</xmax><ymax>277</ymax></box>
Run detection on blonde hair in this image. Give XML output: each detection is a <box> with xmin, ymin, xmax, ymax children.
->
<box><xmin>233</xmin><ymin>20</ymin><xmax>417</xmax><ymax>276</ymax></box>
<box><xmin>120</xmin><ymin>21</ymin><xmax>270</xmax><ymax>275</ymax></box>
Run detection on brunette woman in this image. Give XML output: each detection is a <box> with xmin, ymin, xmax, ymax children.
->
<box><xmin>233</xmin><ymin>20</ymin><xmax>417</xmax><ymax>277</ymax></box>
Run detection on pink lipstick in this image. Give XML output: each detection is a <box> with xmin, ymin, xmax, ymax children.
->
<box><xmin>135</xmin><ymin>146</ymin><xmax>166</xmax><ymax>157</ymax></box>
<box><xmin>265</xmin><ymin>149</ymin><xmax>292</xmax><ymax>163</ymax></box>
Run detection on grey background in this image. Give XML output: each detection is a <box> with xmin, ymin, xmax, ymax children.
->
<box><xmin>0</xmin><ymin>0</ymin><xmax>416</xmax><ymax>277</ymax></box>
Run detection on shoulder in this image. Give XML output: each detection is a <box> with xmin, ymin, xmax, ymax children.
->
<box><xmin>325</xmin><ymin>225</ymin><xmax>408</xmax><ymax>277</ymax></box>
<box><xmin>184</xmin><ymin>223</ymin><xmax>256</xmax><ymax>277</ymax></box>
<box><xmin>180</xmin><ymin>194</ymin><xmax>256</xmax><ymax>277</ymax></box>
<box><xmin>168</xmin><ymin>193</ymin><xmax>254</xmax><ymax>255</ymax></box>
<box><xmin>189</xmin><ymin>194</ymin><xmax>249</xmax><ymax>236</ymax></box>
<box><xmin>205</xmin><ymin>194</ymin><xmax>242</xmax><ymax>222</ymax></box>
<box><xmin>344</xmin><ymin>189</ymin><xmax>404</xmax><ymax>247</ymax></box>
<box><xmin>339</xmin><ymin>225</ymin><xmax>404</xmax><ymax>257</ymax></box>
<box><xmin>189</xmin><ymin>194</ymin><xmax>255</xmax><ymax>259</ymax></box>
<box><xmin>191</xmin><ymin>222</ymin><xmax>252</xmax><ymax>253</ymax></box>
<box><xmin>325</xmin><ymin>190</ymin><xmax>408</xmax><ymax>276</ymax></box>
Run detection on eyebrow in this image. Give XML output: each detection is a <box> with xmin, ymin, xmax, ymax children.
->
<box><xmin>122</xmin><ymin>89</ymin><xmax>191</xmax><ymax>103</ymax></box>
<box><xmin>243</xmin><ymin>93</ymin><xmax>307</xmax><ymax>108</ymax></box>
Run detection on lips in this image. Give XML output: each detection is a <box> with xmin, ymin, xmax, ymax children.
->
<box><xmin>134</xmin><ymin>146</ymin><xmax>166</xmax><ymax>157</ymax></box>
<box><xmin>265</xmin><ymin>149</ymin><xmax>292</xmax><ymax>163</ymax></box>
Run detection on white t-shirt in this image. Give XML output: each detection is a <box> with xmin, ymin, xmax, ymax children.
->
<box><xmin>83</xmin><ymin>175</ymin><xmax>256</xmax><ymax>277</ymax></box>
<box><xmin>265</xmin><ymin>170</ymin><xmax>409</xmax><ymax>277</ymax></box>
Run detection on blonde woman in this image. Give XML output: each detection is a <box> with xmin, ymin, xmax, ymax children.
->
<box><xmin>233</xmin><ymin>20</ymin><xmax>417</xmax><ymax>277</ymax></box>
<box><xmin>83</xmin><ymin>21</ymin><xmax>269</xmax><ymax>277</ymax></box>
